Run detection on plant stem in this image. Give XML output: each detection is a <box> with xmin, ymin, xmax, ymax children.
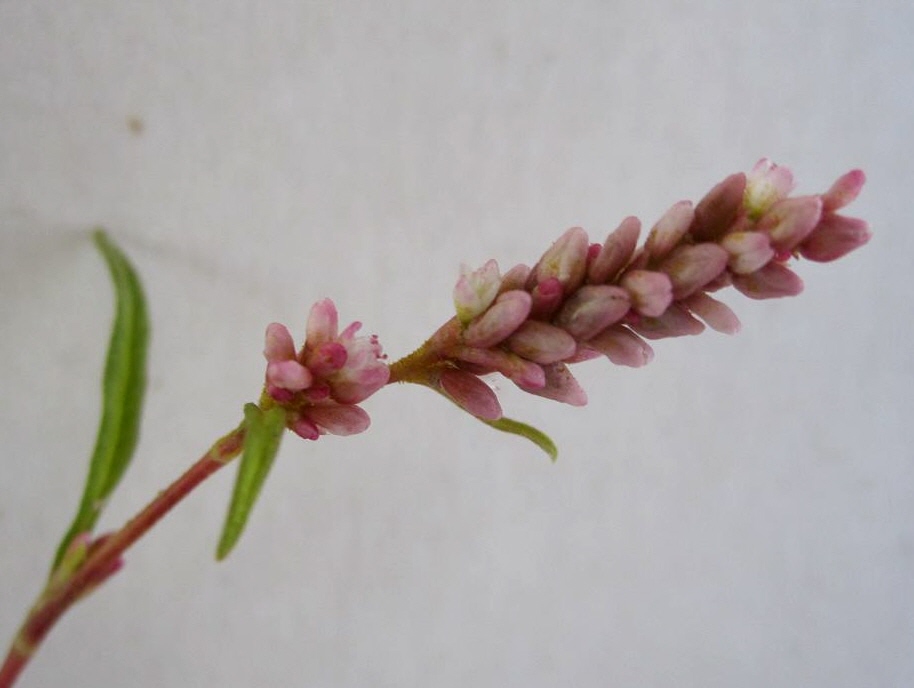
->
<box><xmin>0</xmin><ymin>423</ymin><xmax>246</xmax><ymax>688</ymax></box>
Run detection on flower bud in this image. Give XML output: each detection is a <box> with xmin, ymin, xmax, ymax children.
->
<box><xmin>529</xmin><ymin>277</ymin><xmax>565</xmax><ymax>319</ymax></box>
<box><xmin>506</xmin><ymin>320</ymin><xmax>578</xmax><ymax>364</ymax></box>
<box><xmin>799</xmin><ymin>214</ymin><xmax>871</xmax><ymax>262</ymax></box>
<box><xmin>690</xmin><ymin>172</ymin><xmax>746</xmax><ymax>241</ymax></box>
<box><xmin>463</xmin><ymin>290</ymin><xmax>532</xmax><ymax>349</ymax></box>
<box><xmin>758</xmin><ymin>195</ymin><xmax>822</xmax><ymax>252</ymax></box>
<box><xmin>732</xmin><ymin>262</ymin><xmax>804</xmax><ymax>299</ymax></box>
<box><xmin>454</xmin><ymin>259</ymin><xmax>502</xmax><ymax>325</ymax></box>
<box><xmin>632</xmin><ymin>304</ymin><xmax>705</xmax><ymax>340</ymax></box>
<box><xmin>554</xmin><ymin>285</ymin><xmax>631</xmax><ymax>340</ymax></box>
<box><xmin>499</xmin><ymin>263</ymin><xmax>531</xmax><ymax>293</ymax></box>
<box><xmin>586</xmin><ymin>326</ymin><xmax>654</xmax><ymax>367</ymax></box>
<box><xmin>683</xmin><ymin>292</ymin><xmax>741</xmax><ymax>334</ymax></box>
<box><xmin>518</xmin><ymin>363</ymin><xmax>588</xmax><ymax>406</ymax></box>
<box><xmin>306</xmin><ymin>298</ymin><xmax>339</xmax><ymax>347</ymax></box>
<box><xmin>530</xmin><ymin>227</ymin><xmax>589</xmax><ymax>294</ymax></box>
<box><xmin>264</xmin><ymin>323</ymin><xmax>297</xmax><ymax>362</ymax></box>
<box><xmin>659</xmin><ymin>244</ymin><xmax>729</xmax><ymax>299</ymax></box>
<box><xmin>744</xmin><ymin>158</ymin><xmax>795</xmax><ymax>219</ymax></box>
<box><xmin>822</xmin><ymin>169</ymin><xmax>866</xmax><ymax>212</ymax></box>
<box><xmin>453</xmin><ymin>345</ymin><xmax>546</xmax><ymax>389</ymax></box>
<box><xmin>306</xmin><ymin>404</ymin><xmax>371</xmax><ymax>436</ymax></box>
<box><xmin>720</xmin><ymin>232</ymin><xmax>775</xmax><ymax>275</ymax></box>
<box><xmin>620</xmin><ymin>270</ymin><xmax>673</xmax><ymax>317</ymax></box>
<box><xmin>587</xmin><ymin>216</ymin><xmax>641</xmax><ymax>284</ymax></box>
<box><xmin>438</xmin><ymin>369</ymin><xmax>503</xmax><ymax>420</ymax></box>
<box><xmin>644</xmin><ymin>201</ymin><xmax>694</xmax><ymax>261</ymax></box>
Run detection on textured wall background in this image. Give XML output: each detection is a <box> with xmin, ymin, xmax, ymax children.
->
<box><xmin>1</xmin><ymin>2</ymin><xmax>912</xmax><ymax>686</ymax></box>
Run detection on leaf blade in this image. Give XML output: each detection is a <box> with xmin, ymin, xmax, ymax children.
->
<box><xmin>216</xmin><ymin>404</ymin><xmax>287</xmax><ymax>561</ymax></box>
<box><xmin>482</xmin><ymin>417</ymin><xmax>558</xmax><ymax>462</ymax></box>
<box><xmin>52</xmin><ymin>229</ymin><xmax>150</xmax><ymax>568</ymax></box>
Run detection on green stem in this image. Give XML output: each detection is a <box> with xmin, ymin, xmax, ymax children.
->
<box><xmin>0</xmin><ymin>424</ymin><xmax>246</xmax><ymax>688</ymax></box>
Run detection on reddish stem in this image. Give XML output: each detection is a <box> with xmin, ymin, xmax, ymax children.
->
<box><xmin>0</xmin><ymin>424</ymin><xmax>245</xmax><ymax>688</ymax></box>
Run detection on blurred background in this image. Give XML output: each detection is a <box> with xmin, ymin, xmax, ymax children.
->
<box><xmin>1</xmin><ymin>1</ymin><xmax>912</xmax><ymax>686</ymax></box>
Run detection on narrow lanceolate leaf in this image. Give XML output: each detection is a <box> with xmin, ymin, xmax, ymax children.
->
<box><xmin>216</xmin><ymin>404</ymin><xmax>287</xmax><ymax>560</ymax></box>
<box><xmin>482</xmin><ymin>417</ymin><xmax>558</xmax><ymax>462</ymax></box>
<box><xmin>52</xmin><ymin>229</ymin><xmax>150</xmax><ymax>569</ymax></box>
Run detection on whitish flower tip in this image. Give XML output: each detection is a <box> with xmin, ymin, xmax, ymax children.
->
<box><xmin>745</xmin><ymin>158</ymin><xmax>795</xmax><ymax>218</ymax></box>
<box><xmin>454</xmin><ymin>259</ymin><xmax>502</xmax><ymax>325</ymax></box>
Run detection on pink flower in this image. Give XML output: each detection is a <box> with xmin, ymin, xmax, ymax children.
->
<box><xmin>744</xmin><ymin>158</ymin><xmax>795</xmax><ymax>219</ymax></box>
<box><xmin>263</xmin><ymin>299</ymin><xmax>389</xmax><ymax>440</ymax></box>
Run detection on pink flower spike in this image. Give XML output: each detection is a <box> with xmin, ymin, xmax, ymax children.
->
<box><xmin>632</xmin><ymin>304</ymin><xmax>705</xmax><ymax>340</ymax></box>
<box><xmin>684</xmin><ymin>292</ymin><xmax>741</xmax><ymax>335</ymax></box>
<box><xmin>264</xmin><ymin>323</ymin><xmax>297</xmax><ymax>362</ymax></box>
<box><xmin>744</xmin><ymin>158</ymin><xmax>795</xmax><ymax>219</ymax></box>
<box><xmin>463</xmin><ymin>290</ymin><xmax>532</xmax><ymax>348</ymax></box>
<box><xmin>519</xmin><ymin>363</ymin><xmax>588</xmax><ymax>407</ymax></box>
<box><xmin>587</xmin><ymin>216</ymin><xmax>641</xmax><ymax>284</ymax></box>
<box><xmin>306</xmin><ymin>404</ymin><xmax>371</xmax><ymax>436</ymax></box>
<box><xmin>506</xmin><ymin>320</ymin><xmax>578</xmax><ymax>364</ymax></box>
<box><xmin>306</xmin><ymin>298</ymin><xmax>339</xmax><ymax>347</ymax></box>
<box><xmin>758</xmin><ymin>195</ymin><xmax>823</xmax><ymax>252</ymax></box>
<box><xmin>266</xmin><ymin>359</ymin><xmax>313</xmax><ymax>392</ymax></box>
<box><xmin>438</xmin><ymin>369</ymin><xmax>503</xmax><ymax>420</ymax></box>
<box><xmin>454</xmin><ymin>259</ymin><xmax>502</xmax><ymax>325</ymax></box>
<box><xmin>645</xmin><ymin>201</ymin><xmax>694</xmax><ymax>261</ymax></box>
<box><xmin>732</xmin><ymin>262</ymin><xmax>804</xmax><ymax>300</ymax></box>
<box><xmin>799</xmin><ymin>214</ymin><xmax>872</xmax><ymax>262</ymax></box>
<box><xmin>822</xmin><ymin>169</ymin><xmax>866</xmax><ymax>212</ymax></box>
<box><xmin>555</xmin><ymin>285</ymin><xmax>631</xmax><ymax>340</ymax></box>
<box><xmin>291</xmin><ymin>414</ymin><xmax>321</xmax><ymax>440</ymax></box>
<box><xmin>530</xmin><ymin>227</ymin><xmax>589</xmax><ymax>294</ymax></box>
<box><xmin>720</xmin><ymin>232</ymin><xmax>776</xmax><ymax>275</ymax></box>
<box><xmin>690</xmin><ymin>172</ymin><xmax>747</xmax><ymax>241</ymax></box>
<box><xmin>659</xmin><ymin>244</ymin><xmax>730</xmax><ymax>300</ymax></box>
<box><xmin>587</xmin><ymin>326</ymin><xmax>655</xmax><ymax>367</ymax></box>
<box><xmin>620</xmin><ymin>270</ymin><xmax>673</xmax><ymax>317</ymax></box>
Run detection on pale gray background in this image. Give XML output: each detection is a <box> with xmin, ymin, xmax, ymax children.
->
<box><xmin>1</xmin><ymin>1</ymin><xmax>912</xmax><ymax>686</ymax></box>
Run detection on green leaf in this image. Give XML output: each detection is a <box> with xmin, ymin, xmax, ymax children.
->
<box><xmin>216</xmin><ymin>404</ymin><xmax>287</xmax><ymax>560</ymax></box>
<box><xmin>52</xmin><ymin>229</ymin><xmax>150</xmax><ymax>569</ymax></box>
<box><xmin>482</xmin><ymin>417</ymin><xmax>558</xmax><ymax>462</ymax></box>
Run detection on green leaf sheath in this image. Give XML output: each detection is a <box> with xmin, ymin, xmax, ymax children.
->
<box><xmin>216</xmin><ymin>404</ymin><xmax>287</xmax><ymax>560</ymax></box>
<box><xmin>52</xmin><ymin>230</ymin><xmax>150</xmax><ymax>569</ymax></box>
<box><xmin>482</xmin><ymin>417</ymin><xmax>558</xmax><ymax>462</ymax></box>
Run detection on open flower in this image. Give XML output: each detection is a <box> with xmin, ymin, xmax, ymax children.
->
<box><xmin>263</xmin><ymin>299</ymin><xmax>389</xmax><ymax>440</ymax></box>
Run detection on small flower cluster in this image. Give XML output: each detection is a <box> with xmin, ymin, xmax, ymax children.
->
<box><xmin>263</xmin><ymin>299</ymin><xmax>389</xmax><ymax>439</ymax></box>
<box><xmin>416</xmin><ymin>160</ymin><xmax>870</xmax><ymax>420</ymax></box>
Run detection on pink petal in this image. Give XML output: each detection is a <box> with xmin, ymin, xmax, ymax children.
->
<box><xmin>683</xmin><ymin>292</ymin><xmax>741</xmax><ymax>335</ymax></box>
<box><xmin>659</xmin><ymin>244</ymin><xmax>730</xmax><ymax>300</ymax></box>
<box><xmin>620</xmin><ymin>270</ymin><xmax>674</xmax><ymax>317</ymax></box>
<box><xmin>305</xmin><ymin>404</ymin><xmax>371</xmax><ymax>436</ymax></box>
<box><xmin>305</xmin><ymin>341</ymin><xmax>348</xmax><ymax>377</ymax></box>
<box><xmin>530</xmin><ymin>227</ymin><xmax>590</xmax><ymax>294</ymax></box>
<box><xmin>690</xmin><ymin>172</ymin><xmax>746</xmax><ymax>241</ymax></box>
<box><xmin>758</xmin><ymin>195</ymin><xmax>823</xmax><ymax>252</ymax></box>
<box><xmin>587</xmin><ymin>326</ymin><xmax>655</xmax><ymax>367</ymax></box>
<box><xmin>720</xmin><ymin>232</ymin><xmax>776</xmax><ymax>275</ymax></box>
<box><xmin>529</xmin><ymin>276</ymin><xmax>564</xmax><ymax>319</ymax></box>
<box><xmin>463</xmin><ymin>290</ymin><xmax>532</xmax><ymax>348</ymax></box>
<box><xmin>453</xmin><ymin>345</ymin><xmax>546</xmax><ymax>389</ymax></box>
<box><xmin>266</xmin><ymin>359</ymin><xmax>313</xmax><ymax>391</ymax></box>
<box><xmin>587</xmin><ymin>216</ymin><xmax>641</xmax><ymax>284</ymax></box>
<box><xmin>454</xmin><ymin>259</ymin><xmax>502</xmax><ymax>324</ymax></box>
<box><xmin>499</xmin><ymin>263</ymin><xmax>532</xmax><ymax>293</ymax></box>
<box><xmin>732</xmin><ymin>262</ymin><xmax>804</xmax><ymax>299</ymax></box>
<box><xmin>291</xmin><ymin>415</ymin><xmax>321</xmax><ymax>441</ymax></box>
<box><xmin>506</xmin><ymin>320</ymin><xmax>578</xmax><ymax>364</ymax></box>
<box><xmin>518</xmin><ymin>363</ymin><xmax>588</xmax><ymax>406</ymax></box>
<box><xmin>744</xmin><ymin>158</ymin><xmax>795</xmax><ymax>219</ymax></box>
<box><xmin>644</xmin><ymin>201</ymin><xmax>694</xmax><ymax>260</ymax></box>
<box><xmin>632</xmin><ymin>304</ymin><xmax>705</xmax><ymax>340</ymax></box>
<box><xmin>822</xmin><ymin>169</ymin><xmax>866</xmax><ymax>212</ymax></box>
<box><xmin>306</xmin><ymin>298</ymin><xmax>339</xmax><ymax>346</ymax></box>
<box><xmin>438</xmin><ymin>369</ymin><xmax>503</xmax><ymax>420</ymax></box>
<box><xmin>554</xmin><ymin>285</ymin><xmax>631</xmax><ymax>340</ymax></box>
<box><xmin>264</xmin><ymin>323</ymin><xmax>296</xmax><ymax>362</ymax></box>
<box><xmin>798</xmin><ymin>214</ymin><xmax>872</xmax><ymax>262</ymax></box>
